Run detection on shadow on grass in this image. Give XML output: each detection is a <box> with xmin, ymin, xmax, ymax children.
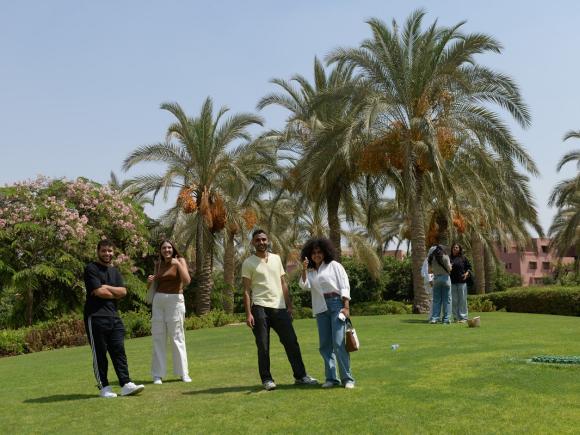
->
<box><xmin>400</xmin><ymin>319</ymin><xmax>430</xmax><ymax>324</ymax></box>
<box><xmin>24</xmin><ymin>394</ymin><xmax>96</xmax><ymax>403</ymax></box>
<box><xmin>183</xmin><ymin>384</ymin><xmax>320</xmax><ymax>396</ymax></box>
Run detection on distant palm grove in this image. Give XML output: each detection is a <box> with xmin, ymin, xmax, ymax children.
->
<box><xmin>1</xmin><ymin>10</ymin><xmax>578</xmax><ymax>327</ymax></box>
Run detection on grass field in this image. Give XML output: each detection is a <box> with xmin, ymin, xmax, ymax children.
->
<box><xmin>1</xmin><ymin>312</ymin><xmax>579</xmax><ymax>434</ymax></box>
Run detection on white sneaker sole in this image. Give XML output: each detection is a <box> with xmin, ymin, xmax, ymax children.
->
<box><xmin>121</xmin><ymin>385</ymin><xmax>144</xmax><ymax>396</ymax></box>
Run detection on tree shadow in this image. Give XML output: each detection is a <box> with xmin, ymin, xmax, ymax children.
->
<box><xmin>24</xmin><ymin>393</ymin><xmax>96</xmax><ymax>404</ymax></box>
<box><xmin>183</xmin><ymin>383</ymin><xmax>319</xmax><ymax>396</ymax></box>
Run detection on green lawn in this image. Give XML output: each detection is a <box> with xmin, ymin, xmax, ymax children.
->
<box><xmin>1</xmin><ymin>312</ymin><xmax>579</xmax><ymax>434</ymax></box>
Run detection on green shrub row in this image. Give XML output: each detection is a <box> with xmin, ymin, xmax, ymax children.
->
<box><xmin>350</xmin><ymin>301</ymin><xmax>412</xmax><ymax>316</ymax></box>
<box><xmin>0</xmin><ymin>315</ymin><xmax>86</xmax><ymax>357</ymax></box>
<box><xmin>472</xmin><ymin>286</ymin><xmax>580</xmax><ymax>316</ymax></box>
<box><xmin>467</xmin><ymin>297</ymin><xmax>496</xmax><ymax>312</ymax></box>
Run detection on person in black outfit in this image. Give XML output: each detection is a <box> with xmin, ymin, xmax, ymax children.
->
<box><xmin>449</xmin><ymin>243</ymin><xmax>472</xmax><ymax>323</ymax></box>
<box><xmin>84</xmin><ymin>239</ymin><xmax>144</xmax><ymax>398</ymax></box>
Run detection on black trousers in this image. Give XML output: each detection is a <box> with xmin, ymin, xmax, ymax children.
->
<box><xmin>251</xmin><ymin>305</ymin><xmax>307</xmax><ymax>383</ymax></box>
<box><xmin>84</xmin><ymin>315</ymin><xmax>131</xmax><ymax>389</ymax></box>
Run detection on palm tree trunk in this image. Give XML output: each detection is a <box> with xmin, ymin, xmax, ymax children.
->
<box><xmin>327</xmin><ymin>186</ymin><xmax>342</xmax><ymax>260</ymax></box>
<box><xmin>484</xmin><ymin>246</ymin><xmax>495</xmax><ymax>293</ymax></box>
<box><xmin>222</xmin><ymin>230</ymin><xmax>235</xmax><ymax>313</ymax></box>
<box><xmin>195</xmin><ymin>216</ymin><xmax>203</xmax><ymax>279</ymax></box>
<box><xmin>411</xmin><ymin>177</ymin><xmax>428</xmax><ymax>314</ymax></box>
<box><xmin>471</xmin><ymin>233</ymin><xmax>485</xmax><ymax>294</ymax></box>
<box><xmin>195</xmin><ymin>237</ymin><xmax>214</xmax><ymax>315</ymax></box>
<box><xmin>435</xmin><ymin>210</ymin><xmax>450</xmax><ymax>248</ymax></box>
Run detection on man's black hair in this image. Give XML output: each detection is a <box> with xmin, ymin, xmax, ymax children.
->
<box><xmin>97</xmin><ymin>239</ymin><xmax>114</xmax><ymax>250</ymax></box>
<box><xmin>252</xmin><ymin>229</ymin><xmax>267</xmax><ymax>239</ymax></box>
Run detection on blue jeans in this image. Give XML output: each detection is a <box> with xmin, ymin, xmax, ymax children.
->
<box><xmin>451</xmin><ymin>283</ymin><xmax>468</xmax><ymax>321</ymax></box>
<box><xmin>315</xmin><ymin>296</ymin><xmax>354</xmax><ymax>385</ymax></box>
<box><xmin>430</xmin><ymin>275</ymin><xmax>451</xmax><ymax>323</ymax></box>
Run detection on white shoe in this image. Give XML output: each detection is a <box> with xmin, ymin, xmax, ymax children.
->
<box><xmin>99</xmin><ymin>386</ymin><xmax>117</xmax><ymax>398</ymax></box>
<box><xmin>263</xmin><ymin>380</ymin><xmax>277</xmax><ymax>391</ymax></box>
<box><xmin>321</xmin><ymin>381</ymin><xmax>338</xmax><ymax>388</ymax></box>
<box><xmin>344</xmin><ymin>381</ymin><xmax>355</xmax><ymax>389</ymax></box>
<box><xmin>182</xmin><ymin>375</ymin><xmax>192</xmax><ymax>383</ymax></box>
<box><xmin>153</xmin><ymin>377</ymin><xmax>162</xmax><ymax>385</ymax></box>
<box><xmin>120</xmin><ymin>382</ymin><xmax>145</xmax><ymax>396</ymax></box>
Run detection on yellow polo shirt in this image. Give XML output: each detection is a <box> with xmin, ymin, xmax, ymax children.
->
<box><xmin>241</xmin><ymin>253</ymin><xmax>286</xmax><ymax>309</ymax></box>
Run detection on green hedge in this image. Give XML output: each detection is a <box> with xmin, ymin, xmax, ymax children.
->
<box><xmin>351</xmin><ymin>301</ymin><xmax>412</xmax><ymax>316</ymax></box>
<box><xmin>472</xmin><ymin>286</ymin><xmax>580</xmax><ymax>316</ymax></box>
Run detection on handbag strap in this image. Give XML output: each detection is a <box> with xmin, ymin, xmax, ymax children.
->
<box><xmin>346</xmin><ymin>317</ymin><xmax>353</xmax><ymax>329</ymax></box>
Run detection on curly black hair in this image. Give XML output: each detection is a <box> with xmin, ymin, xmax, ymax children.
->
<box><xmin>300</xmin><ymin>238</ymin><xmax>337</xmax><ymax>269</ymax></box>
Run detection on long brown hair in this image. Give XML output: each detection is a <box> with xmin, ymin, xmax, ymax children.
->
<box><xmin>157</xmin><ymin>239</ymin><xmax>182</xmax><ymax>262</ymax></box>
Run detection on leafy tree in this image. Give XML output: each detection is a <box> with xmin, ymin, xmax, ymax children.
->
<box><xmin>123</xmin><ymin>98</ymin><xmax>264</xmax><ymax>315</ymax></box>
<box><xmin>0</xmin><ymin>177</ymin><xmax>150</xmax><ymax>326</ymax></box>
<box><xmin>548</xmin><ymin>130</ymin><xmax>580</xmax><ymax>276</ymax></box>
<box><xmin>327</xmin><ymin>9</ymin><xmax>535</xmax><ymax>312</ymax></box>
<box><xmin>258</xmin><ymin>58</ymin><xmax>363</xmax><ymax>259</ymax></box>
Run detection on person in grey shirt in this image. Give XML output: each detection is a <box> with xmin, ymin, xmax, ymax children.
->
<box><xmin>428</xmin><ymin>245</ymin><xmax>452</xmax><ymax>324</ymax></box>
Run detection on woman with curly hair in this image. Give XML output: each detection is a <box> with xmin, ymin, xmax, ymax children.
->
<box><xmin>299</xmin><ymin>238</ymin><xmax>355</xmax><ymax>389</ymax></box>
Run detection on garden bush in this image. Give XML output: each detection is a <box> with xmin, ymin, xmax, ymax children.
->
<box><xmin>467</xmin><ymin>296</ymin><xmax>496</xmax><ymax>312</ymax></box>
<box><xmin>493</xmin><ymin>267</ymin><xmax>523</xmax><ymax>291</ymax></box>
<box><xmin>473</xmin><ymin>286</ymin><xmax>580</xmax><ymax>316</ymax></box>
<box><xmin>350</xmin><ymin>300</ymin><xmax>412</xmax><ymax>316</ymax></box>
<box><xmin>381</xmin><ymin>256</ymin><xmax>413</xmax><ymax>301</ymax></box>
<box><xmin>120</xmin><ymin>310</ymin><xmax>152</xmax><ymax>338</ymax></box>
<box><xmin>0</xmin><ymin>328</ymin><xmax>27</xmax><ymax>356</ymax></box>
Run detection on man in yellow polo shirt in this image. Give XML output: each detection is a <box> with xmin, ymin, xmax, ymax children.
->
<box><xmin>242</xmin><ymin>229</ymin><xmax>318</xmax><ymax>391</ymax></box>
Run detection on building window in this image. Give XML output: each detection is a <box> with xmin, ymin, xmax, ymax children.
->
<box><xmin>541</xmin><ymin>245</ymin><xmax>548</xmax><ymax>253</ymax></box>
<box><xmin>529</xmin><ymin>261</ymin><xmax>537</xmax><ymax>270</ymax></box>
<box><xmin>542</xmin><ymin>262</ymin><xmax>550</xmax><ymax>270</ymax></box>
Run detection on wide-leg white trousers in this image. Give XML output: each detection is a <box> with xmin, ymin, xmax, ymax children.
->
<box><xmin>151</xmin><ymin>293</ymin><xmax>189</xmax><ymax>378</ymax></box>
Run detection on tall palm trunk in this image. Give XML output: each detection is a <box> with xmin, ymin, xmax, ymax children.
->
<box><xmin>411</xmin><ymin>177</ymin><xmax>428</xmax><ymax>313</ymax></box>
<box><xmin>222</xmin><ymin>229</ymin><xmax>235</xmax><ymax>313</ymax></box>
<box><xmin>327</xmin><ymin>185</ymin><xmax>342</xmax><ymax>260</ymax></box>
<box><xmin>484</xmin><ymin>246</ymin><xmax>495</xmax><ymax>293</ymax></box>
<box><xmin>195</xmin><ymin>215</ymin><xmax>203</xmax><ymax>279</ymax></box>
<box><xmin>471</xmin><ymin>232</ymin><xmax>485</xmax><ymax>294</ymax></box>
<box><xmin>196</xmin><ymin>238</ymin><xmax>214</xmax><ymax>315</ymax></box>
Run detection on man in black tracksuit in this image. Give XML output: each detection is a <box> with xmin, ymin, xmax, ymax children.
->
<box><xmin>84</xmin><ymin>239</ymin><xmax>144</xmax><ymax>398</ymax></box>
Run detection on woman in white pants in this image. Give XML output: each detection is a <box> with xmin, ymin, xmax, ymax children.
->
<box><xmin>147</xmin><ymin>240</ymin><xmax>191</xmax><ymax>384</ymax></box>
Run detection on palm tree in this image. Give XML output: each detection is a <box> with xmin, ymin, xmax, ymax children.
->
<box><xmin>327</xmin><ymin>9</ymin><xmax>535</xmax><ymax>312</ymax></box>
<box><xmin>258</xmin><ymin>58</ymin><xmax>364</xmax><ymax>259</ymax></box>
<box><xmin>123</xmin><ymin>98</ymin><xmax>264</xmax><ymax>315</ymax></box>
<box><xmin>548</xmin><ymin>130</ymin><xmax>580</xmax><ymax>275</ymax></box>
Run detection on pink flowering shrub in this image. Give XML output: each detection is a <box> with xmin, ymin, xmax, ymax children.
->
<box><xmin>0</xmin><ymin>176</ymin><xmax>151</xmax><ymax>327</ymax></box>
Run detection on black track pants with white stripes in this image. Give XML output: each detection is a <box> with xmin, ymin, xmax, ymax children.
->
<box><xmin>84</xmin><ymin>316</ymin><xmax>131</xmax><ymax>389</ymax></box>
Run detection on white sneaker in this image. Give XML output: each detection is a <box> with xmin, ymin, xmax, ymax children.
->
<box><xmin>263</xmin><ymin>380</ymin><xmax>277</xmax><ymax>391</ymax></box>
<box><xmin>321</xmin><ymin>381</ymin><xmax>338</xmax><ymax>388</ymax></box>
<box><xmin>120</xmin><ymin>382</ymin><xmax>145</xmax><ymax>396</ymax></box>
<box><xmin>99</xmin><ymin>386</ymin><xmax>117</xmax><ymax>398</ymax></box>
<box><xmin>344</xmin><ymin>381</ymin><xmax>355</xmax><ymax>389</ymax></box>
<box><xmin>153</xmin><ymin>377</ymin><xmax>162</xmax><ymax>385</ymax></box>
<box><xmin>182</xmin><ymin>375</ymin><xmax>192</xmax><ymax>383</ymax></box>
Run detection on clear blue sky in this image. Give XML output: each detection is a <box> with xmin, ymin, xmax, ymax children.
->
<box><xmin>1</xmin><ymin>0</ymin><xmax>579</xmax><ymax>234</ymax></box>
